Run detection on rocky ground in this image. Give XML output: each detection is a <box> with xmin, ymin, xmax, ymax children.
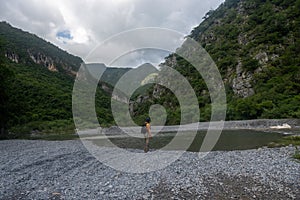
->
<box><xmin>0</xmin><ymin>140</ymin><xmax>299</xmax><ymax>199</ymax></box>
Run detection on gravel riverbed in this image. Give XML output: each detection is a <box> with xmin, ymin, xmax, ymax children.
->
<box><xmin>0</xmin><ymin>140</ymin><xmax>299</xmax><ymax>199</ymax></box>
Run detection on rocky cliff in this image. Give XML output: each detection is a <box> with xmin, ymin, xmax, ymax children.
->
<box><xmin>0</xmin><ymin>22</ymin><xmax>114</xmax><ymax>136</ymax></box>
<box><xmin>0</xmin><ymin>21</ymin><xmax>82</xmax><ymax>76</ymax></box>
<box><xmin>132</xmin><ymin>0</ymin><xmax>300</xmax><ymax>123</ymax></box>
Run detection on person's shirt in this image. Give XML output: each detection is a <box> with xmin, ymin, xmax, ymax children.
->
<box><xmin>146</xmin><ymin>122</ymin><xmax>151</xmax><ymax>134</ymax></box>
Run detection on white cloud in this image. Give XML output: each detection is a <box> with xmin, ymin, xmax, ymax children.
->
<box><xmin>0</xmin><ymin>0</ymin><xmax>224</xmax><ymax>66</ymax></box>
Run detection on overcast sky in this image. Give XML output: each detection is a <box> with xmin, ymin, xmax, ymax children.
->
<box><xmin>0</xmin><ymin>0</ymin><xmax>224</xmax><ymax>67</ymax></box>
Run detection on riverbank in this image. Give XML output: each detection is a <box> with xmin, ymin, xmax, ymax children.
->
<box><xmin>93</xmin><ymin>119</ymin><xmax>300</xmax><ymax>136</ymax></box>
<box><xmin>0</xmin><ymin>140</ymin><xmax>299</xmax><ymax>199</ymax></box>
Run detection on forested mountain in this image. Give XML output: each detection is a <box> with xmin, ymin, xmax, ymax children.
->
<box><xmin>0</xmin><ymin>21</ymin><xmax>157</xmax><ymax>137</ymax></box>
<box><xmin>0</xmin><ymin>22</ymin><xmax>82</xmax><ymax>75</ymax></box>
<box><xmin>1</xmin><ymin>0</ymin><xmax>300</xmax><ymax>136</ymax></box>
<box><xmin>102</xmin><ymin>67</ymin><xmax>131</xmax><ymax>86</ymax></box>
<box><xmin>132</xmin><ymin>0</ymin><xmax>300</xmax><ymax>124</ymax></box>
<box><xmin>0</xmin><ymin>22</ymin><xmax>113</xmax><ymax>138</ymax></box>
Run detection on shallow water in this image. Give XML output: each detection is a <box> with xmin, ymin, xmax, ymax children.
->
<box><xmin>91</xmin><ymin>130</ymin><xmax>284</xmax><ymax>152</ymax></box>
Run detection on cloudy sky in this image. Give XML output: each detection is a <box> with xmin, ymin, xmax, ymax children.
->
<box><xmin>0</xmin><ymin>0</ymin><xmax>224</xmax><ymax>67</ymax></box>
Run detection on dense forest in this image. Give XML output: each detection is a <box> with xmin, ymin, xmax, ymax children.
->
<box><xmin>132</xmin><ymin>0</ymin><xmax>300</xmax><ymax>124</ymax></box>
<box><xmin>0</xmin><ymin>22</ymin><xmax>114</xmax><ymax>138</ymax></box>
<box><xmin>1</xmin><ymin>0</ymin><xmax>300</xmax><ymax>138</ymax></box>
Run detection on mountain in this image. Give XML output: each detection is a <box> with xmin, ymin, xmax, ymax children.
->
<box><xmin>102</xmin><ymin>67</ymin><xmax>131</xmax><ymax>86</ymax></box>
<box><xmin>83</xmin><ymin>63</ymin><xmax>156</xmax><ymax>99</ymax></box>
<box><xmin>2</xmin><ymin>0</ymin><xmax>300</xmax><ymax>135</ymax></box>
<box><xmin>89</xmin><ymin>63</ymin><xmax>157</xmax><ymax>90</ymax></box>
<box><xmin>132</xmin><ymin>0</ymin><xmax>300</xmax><ymax>123</ymax></box>
<box><xmin>0</xmin><ymin>22</ymin><xmax>159</xmax><ymax>137</ymax></box>
<box><xmin>0</xmin><ymin>22</ymin><xmax>114</xmax><ymax>138</ymax></box>
<box><xmin>83</xmin><ymin>62</ymin><xmax>131</xmax><ymax>87</ymax></box>
<box><xmin>0</xmin><ymin>22</ymin><xmax>82</xmax><ymax>75</ymax></box>
<box><xmin>80</xmin><ymin>62</ymin><xmax>159</xmax><ymax>126</ymax></box>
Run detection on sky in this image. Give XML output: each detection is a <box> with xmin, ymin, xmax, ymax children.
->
<box><xmin>0</xmin><ymin>0</ymin><xmax>224</xmax><ymax>67</ymax></box>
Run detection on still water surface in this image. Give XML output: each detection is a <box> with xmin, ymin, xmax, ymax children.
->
<box><xmin>91</xmin><ymin>130</ymin><xmax>284</xmax><ymax>152</ymax></box>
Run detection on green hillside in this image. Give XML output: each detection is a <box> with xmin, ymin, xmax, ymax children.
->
<box><xmin>0</xmin><ymin>22</ymin><xmax>82</xmax><ymax>74</ymax></box>
<box><xmin>1</xmin><ymin>0</ymin><xmax>300</xmax><ymax>136</ymax></box>
<box><xmin>132</xmin><ymin>0</ymin><xmax>300</xmax><ymax>123</ymax></box>
<box><xmin>0</xmin><ymin>22</ymin><xmax>113</xmax><ymax>138</ymax></box>
<box><xmin>102</xmin><ymin>67</ymin><xmax>131</xmax><ymax>86</ymax></box>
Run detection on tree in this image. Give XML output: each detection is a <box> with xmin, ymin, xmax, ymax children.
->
<box><xmin>0</xmin><ymin>60</ymin><xmax>14</xmax><ymax>136</ymax></box>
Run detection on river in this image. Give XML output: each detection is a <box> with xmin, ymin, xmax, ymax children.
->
<box><xmin>91</xmin><ymin>129</ymin><xmax>284</xmax><ymax>152</ymax></box>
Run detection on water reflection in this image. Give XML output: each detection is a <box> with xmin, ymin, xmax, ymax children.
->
<box><xmin>91</xmin><ymin>130</ymin><xmax>283</xmax><ymax>152</ymax></box>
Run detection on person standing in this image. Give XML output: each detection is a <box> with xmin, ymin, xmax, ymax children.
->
<box><xmin>144</xmin><ymin>117</ymin><xmax>152</xmax><ymax>153</ymax></box>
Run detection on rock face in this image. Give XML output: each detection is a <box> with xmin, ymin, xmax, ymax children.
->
<box><xmin>128</xmin><ymin>0</ymin><xmax>300</xmax><ymax>121</ymax></box>
<box><xmin>232</xmin><ymin>60</ymin><xmax>255</xmax><ymax>98</ymax></box>
<box><xmin>111</xmin><ymin>92</ymin><xmax>129</xmax><ymax>104</ymax></box>
<box><xmin>28</xmin><ymin>51</ymin><xmax>58</xmax><ymax>72</ymax></box>
<box><xmin>1</xmin><ymin>22</ymin><xmax>82</xmax><ymax>76</ymax></box>
<box><xmin>5</xmin><ymin>49</ymin><xmax>78</xmax><ymax>74</ymax></box>
<box><xmin>255</xmin><ymin>52</ymin><xmax>268</xmax><ymax>65</ymax></box>
<box><xmin>100</xmin><ymin>83</ymin><xmax>129</xmax><ymax>104</ymax></box>
<box><xmin>5</xmin><ymin>52</ymin><xmax>19</xmax><ymax>63</ymax></box>
<box><xmin>231</xmin><ymin>51</ymin><xmax>271</xmax><ymax>98</ymax></box>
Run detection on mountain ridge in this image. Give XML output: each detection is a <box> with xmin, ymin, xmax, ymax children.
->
<box><xmin>1</xmin><ymin>0</ymin><xmax>300</xmax><ymax>135</ymax></box>
<box><xmin>0</xmin><ymin>21</ymin><xmax>159</xmax><ymax>136</ymax></box>
<box><xmin>0</xmin><ymin>21</ymin><xmax>83</xmax><ymax>76</ymax></box>
<box><xmin>132</xmin><ymin>0</ymin><xmax>300</xmax><ymax>123</ymax></box>
<box><xmin>0</xmin><ymin>22</ymin><xmax>116</xmax><ymax>137</ymax></box>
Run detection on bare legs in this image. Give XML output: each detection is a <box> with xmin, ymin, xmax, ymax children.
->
<box><xmin>144</xmin><ymin>137</ymin><xmax>149</xmax><ymax>153</ymax></box>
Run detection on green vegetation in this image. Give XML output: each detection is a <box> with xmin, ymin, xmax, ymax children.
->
<box><xmin>268</xmin><ymin>135</ymin><xmax>300</xmax><ymax>160</ymax></box>
<box><xmin>200</xmin><ymin>0</ymin><xmax>300</xmax><ymax>121</ymax></box>
<box><xmin>132</xmin><ymin>0</ymin><xmax>300</xmax><ymax>124</ymax></box>
<box><xmin>0</xmin><ymin>22</ymin><xmax>114</xmax><ymax>139</ymax></box>
<box><xmin>2</xmin><ymin>0</ymin><xmax>300</xmax><ymax>138</ymax></box>
<box><xmin>293</xmin><ymin>147</ymin><xmax>300</xmax><ymax>160</ymax></box>
<box><xmin>101</xmin><ymin>67</ymin><xmax>131</xmax><ymax>86</ymax></box>
<box><xmin>0</xmin><ymin>22</ymin><xmax>82</xmax><ymax>72</ymax></box>
<box><xmin>268</xmin><ymin>135</ymin><xmax>300</xmax><ymax>147</ymax></box>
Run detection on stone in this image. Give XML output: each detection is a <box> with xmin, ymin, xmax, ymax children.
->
<box><xmin>232</xmin><ymin>62</ymin><xmax>255</xmax><ymax>98</ymax></box>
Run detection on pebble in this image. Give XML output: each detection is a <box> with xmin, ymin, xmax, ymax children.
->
<box><xmin>0</xmin><ymin>140</ymin><xmax>299</xmax><ymax>199</ymax></box>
